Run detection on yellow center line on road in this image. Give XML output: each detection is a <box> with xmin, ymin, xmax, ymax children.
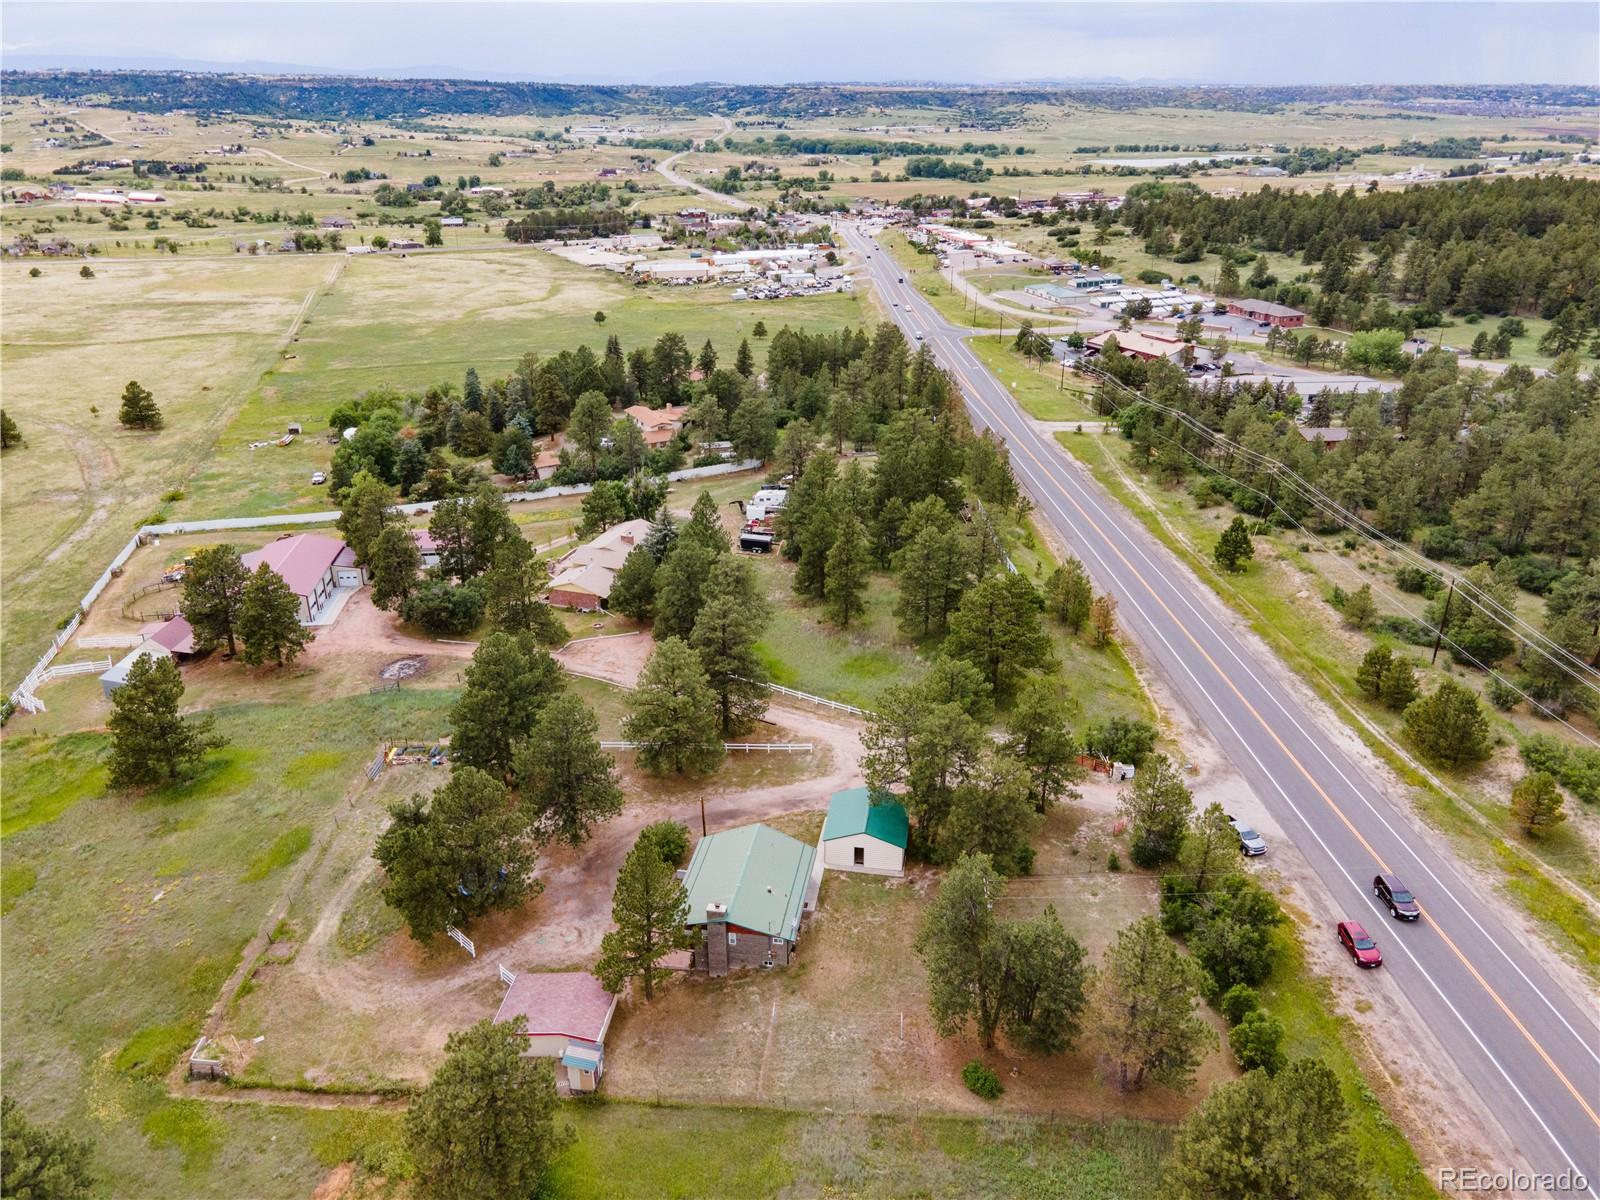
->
<box><xmin>936</xmin><ymin>340</ymin><xmax>1600</xmax><ymax>1133</ymax></box>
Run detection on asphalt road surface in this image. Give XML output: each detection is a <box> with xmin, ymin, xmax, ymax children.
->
<box><xmin>842</xmin><ymin>222</ymin><xmax>1600</xmax><ymax>1195</ymax></box>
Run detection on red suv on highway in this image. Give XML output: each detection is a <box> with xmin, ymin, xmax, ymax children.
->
<box><xmin>1337</xmin><ymin>921</ymin><xmax>1383</xmax><ymax>968</ymax></box>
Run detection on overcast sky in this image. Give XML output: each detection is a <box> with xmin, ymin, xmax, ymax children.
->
<box><xmin>4</xmin><ymin>2</ymin><xmax>1597</xmax><ymax>87</ymax></box>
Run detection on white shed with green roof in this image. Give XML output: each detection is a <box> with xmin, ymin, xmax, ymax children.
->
<box><xmin>821</xmin><ymin>788</ymin><xmax>909</xmax><ymax>876</ymax></box>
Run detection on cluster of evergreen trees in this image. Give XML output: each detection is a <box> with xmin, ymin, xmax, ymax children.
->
<box><xmin>1105</xmin><ymin>353</ymin><xmax>1598</xmax><ymax>715</ymax></box>
<box><xmin>1120</xmin><ymin>175</ymin><xmax>1600</xmax><ymax>335</ymax></box>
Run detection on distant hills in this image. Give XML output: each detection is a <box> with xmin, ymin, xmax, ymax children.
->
<box><xmin>2</xmin><ymin>70</ymin><xmax>1595</xmax><ymax>121</ymax></box>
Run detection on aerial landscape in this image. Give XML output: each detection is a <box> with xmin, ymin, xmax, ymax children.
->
<box><xmin>2</xmin><ymin>2</ymin><xmax>1600</xmax><ymax>1197</ymax></box>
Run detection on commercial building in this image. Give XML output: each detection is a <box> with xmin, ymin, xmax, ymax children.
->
<box><xmin>684</xmin><ymin>823</ymin><xmax>817</xmax><ymax>976</ymax></box>
<box><xmin>1226</xmin><ymin>298</ymin><xmax>1306</xmax><ymax>328</ymax></box>
<box><xmin>1087</xmin><ymin>329</ymin><xmax>1188</xmax><ymax>363</ymax></box>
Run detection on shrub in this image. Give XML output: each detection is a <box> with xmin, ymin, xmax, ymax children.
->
<box><xmin>638</xmin><ymin>819</ymin><xmax>691</xmax><ymax>866</ymax></box>
<box><xmin>1229</xmin><ymin>1009</ymin><xmax>1286</xmax><ymax>1074</ymax></box>
<box><xmin>1106</xmin><ymin>851</ymin><xmax>1122</xmax><ymax>872</ymax></box>
<box><xmin>1372</xmin><ymin>615</ymin><xmax>1433</xmax><ymax>647</ymax></box>
<box><xmin>1083</xmin><ymin>717</ymin><xmax>1158</xmax><ymax>765</ymax></box>
<box><xmin>1485</xmin><ymin>676</ymin><xmax>1521</xmax><ymax>711</ymax></box>
<box><xmin>399</xmin><ymin>579</ymin><xmax>485</xmax><ymax>635</ymax></box>
<box><xmin>1218</xmin><ymin>983</ymin><xmax>1259</xmax><ymax>1026</ymax></box>
<box><xmin>1520</xmin><ymin>735</ymin><xmax>1600</xmax><ymax>805</ymax></box>
<box><xmin>1394</xmin><ymin>565</ymin><xmax>1436</xmax><ymax>595</ymax></box>
<box><xmin>1503</xmin><ymin>555</ymin><xmax>1563</xmax><ymax>595</ymax></box>
<box><xmin>961</xmin><ymin>1060</ymin><xmax>1003</xmax><ymax>1100</ymax></box>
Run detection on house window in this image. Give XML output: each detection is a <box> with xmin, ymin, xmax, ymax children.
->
<box><xmin>771</xmin><ymin>937</ymin><xmax>785</xmax><ymax>946</ymax></box>
<box><xmin>853</xmin><ymin>846</ymin><xmax>865</xmax><ymax>866</ymax></box>
<box><xmin>727</xmin><ymin>932</ymin><xmax>737</xmax><ymax>945</ymax></box>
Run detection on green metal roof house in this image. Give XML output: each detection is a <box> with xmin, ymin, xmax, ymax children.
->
<box><xmin>821</xmin><ymin>787</ymin><xmax>908</xmax><ymax>877</ymax></box>
<box><xmin>683</xmin><ymin>823</ymin><xmax>817</xmax><ymax>976</ymax></box>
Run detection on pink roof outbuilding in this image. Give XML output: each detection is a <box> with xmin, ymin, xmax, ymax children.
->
<box><xmin>148</xmin><ymin>615</ymin><xmax>196</xmax><ymax>655</ymax></box>
<box><xmin>241</xmin><ymin>534</ymin><xmax>353</xmax><ymax>598</ymax></box>
<box><xmin>494</xmin><ymin>971</ymin><xmax>617</xmax><ymax>1043</ymax></box>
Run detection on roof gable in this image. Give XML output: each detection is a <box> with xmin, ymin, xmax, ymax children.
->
<box><xmin>822</xmin><ymin>788</ymin><xmax>909</xmax><ymax>848</ymax></box>
<box><xmin>494</xmin><ymin>971</ymin><xmax>616</xmax><ymax>1043</ymax></box>
<box><xmin>683</xmin><ymin>823</ymin><xmax>816</xmax><ymax>940</ymax></box>
<box><xmin>241</xmin><ymin>533</ymin><xmax>348</xmax><ymax>597</ymax></box>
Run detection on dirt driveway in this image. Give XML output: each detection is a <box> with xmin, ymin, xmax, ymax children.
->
<box><xmin>215</xmin><ymin>628</ymin><xmax>867</xmax><ymax>1087</ymax></box>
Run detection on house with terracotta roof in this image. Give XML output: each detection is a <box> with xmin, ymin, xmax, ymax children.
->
<box><xmin>545</xmin><ymin>518</ymin><xmax>651</xmax><ymax>610</ymax></box>
<box><xmin>242</xmin><ymin>533</ymin><xmax>365</xmax><ymax>625</ymax></box>
<box><xmin>494</xmin><ymin>970</ymin><xmax>618</xmax><ymax>1094</ymax></box>
<box><xmin>623</xmin><ymin>404</ymin><xmax>687</xmax><ymax>434</ymax></box>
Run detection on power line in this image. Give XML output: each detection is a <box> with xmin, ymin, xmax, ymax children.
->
<box><xmin>1082</xmin><ymin>367</ymin><xmax>1600</xmax><ymax>701</ymax></box>
<box><xmin>1076</xmin><ymin>367</ymin><xmax>1600</xmax><ymax>748</ymax></box>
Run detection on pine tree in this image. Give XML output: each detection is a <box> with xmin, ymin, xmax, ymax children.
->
<box><xmin>623</xmin><ymin>637</ymin><xmax>724</xmax><ymax>775</ymax></box>
<box><xmin>944</xmin><ymin>573</ymin><xmax>1053</xmax><ymax>700</ymax></box>
<box><xmin>1002</xmin><ymin>678</ymin><xmax>1083</xmax><ymax>813</ymax></box>
<box><xmin>894</xmin><ymin>524</ymin><xmax>970</xmax><ymax>636</ymax></box>
<box><xmin>336</xmin><ymin>471</ymin><xmax>396</xmax><ymax>565</ymax></box>
<box><xmin>369</xmin><ymin>524</ymin><xmax>422</xmax><ymax>610</ymax></box>
<box><xmin>697</xmin><ymin>339</ymin><xmax>718</xmax><ymax>376</ymax></box>
<box><xmin>117</xmin><ymin>380</ymin><xmax>163</xmax><ymax>430</ymax></box>
<box><xmin>483</xmin><ymin>538</ymin><xmax>564</xmax><ymax>643</ymax></box>
<box><xmin>1342</xmin><ymin>583</ymin><xmax>1376</xmax><ymax>629</ymax></box>
<box><xmin>179</xmin><ymin>544</ymin><xmax>251</xmax><ymax>655</ymax></box>
<box><xmin>1214</xmin><ymin>516</ymin><xmax>1255</xmax><ymax>573</ymax></box>
<box><xmin>1355</xmin><ymin>644</ymin><xmax>1392</xmax><ymax>698</ymax></box>
<box><xmin>823</xmin><ymin>512</ymin><xmax>873</xmax><ymax>628</ymax></box>
<box><xmin>752</xmin><ymin>320</ymin><xmax>767</xmax><ymax>338</ymax></box>
<box><xmin>107</xmin><ymin>655</ymin><xmax>225</xmax><ymax>789</ymax></box>
<box><xmin>0</xmin><ymin>1096</ymin><xmax>97</xmax><ymax>1200</ymax></box>
<box><xmin>1086</xmin><ymin>916</ymin><xmax>1216</xmax><ymax>1093</ymax></box>
<box><xmin>1089</xmin><ymin>593</ymin><xmax>1118</xmax><ymax>647</ymax></box>
<box><xmin>607</xmin><ymin>544</ymin><xmax>659</xmax><ymax>621</ymax></box>
<box><xmin>680</xmin><ymin>489</ymin><xmax>730</xmax><ymax>555</ymax></box>
<box><xmin>735</xmin><ymin>338</ymin><xmax>754</xmax><ymax>377</ymax></box>
<box><xmin>1119</xmin><ymin>754</ymin><xmax>1193</xmax><ymax>868</ymax></box>
<box><xmin>1378</xmin><ymin>655</ymin><xmax>1419</xmax><ymax>711</ymax></box>
<box><xmin>0</xmin><ymin>409</ymin><xmax>21</xmax><ymax>449</ymax></box>
<box><xmin>652</xmin><ymin>539</ymin><xmax>716</xmax><ymax>642</ymax></box>
<box><xmin>406</xmin><ymin>1018</ymin><xmax>573</xmax><ymax>1200</ymax></box>
<box><xmin>1044</xmin><ymin>557</ymin><xmax>1093</xmax><ymax>632</ymax></box>
<box><xmin>1403</xmin><ymin>680</ymin><xmax>1492</xmax><ymax>767</ymax></box>
<box><xmin>237</xmin><ymin>563</ymin><xmax>310</xmax><ymax>666</ymax></box>
<box><xmin>690</xmin><ymin>558</ymin><xmax>771</xmax><ymax>735</ymax></box>
<box><xmin>449</xmin><ymin>633</ymin><xmax>564</xmax><ymax>779</ymax></box>
<box><xmin>512</xmin><ymin>695</ymin><xmax>622</xmax><ymax>845</ymax></box>
<box><xmin>595</xmin><ymin>835</ymin><xmax>696</xmax><ymax>1000</ymax></box>
<box><xmin>1510</xmin><ymin>771</ymin><xmax>1566</xmax><ymax>837</ymax></box>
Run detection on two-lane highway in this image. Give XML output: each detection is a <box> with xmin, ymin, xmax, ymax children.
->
<box><xmin>843</xmin><ymin>223</ymin><xmax>1600</xmax><ymax>1194</ymax></box>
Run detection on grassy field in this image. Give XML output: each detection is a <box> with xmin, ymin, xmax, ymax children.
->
<box><xmin>1053</xmin><ymin>430</ymin><xmax>1600</xmax><ymax>979</ymax></box>
<box><xmin>966</xmin><ymin>337</ymin><xmax>1098</xmax><ymax>422</ymax></box>
<box><xmin>0</xmin><ymin>252</ymin><xmax>336</xmax><ymax>688</ymax></box>
<box><xmin>0</xmin><ymin>685</ymin><xmax>456</xmax><ymax>1196</ymax></box>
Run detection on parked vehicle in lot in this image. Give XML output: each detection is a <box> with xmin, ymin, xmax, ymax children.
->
<box><xmin>1373</xmin><ymin>874</ymin><xmax>1421</xmax><ymax>921</ymax></box>
<box><xmin>1337</xmin><ymin>920</ymin><xmax>1383</xmax><ymax>967</ymax></box>
<box><xmin>1226</xmin><ymin>813</ymin><xmax>1267</xmax><ymax>856</ymax></box>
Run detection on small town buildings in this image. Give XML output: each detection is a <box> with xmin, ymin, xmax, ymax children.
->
<box><xmin>684</xmin><ymin>823</ymin><xmax>817</xmax><ymax>975</ymax></box>
<box><xmin>385</xmin><ymin>237</ymin><xmax>423</xmax><ymax>251</ymax></box>
<box><xmin>1088</xmin><ymin>329</ymin><xmax>1188</xmax><ymax>363</ymax></box>
<box><xmin>820</xmin><ymin>788</ymin><xmax>909</xmax><ymax>876</ymax></box>
<box><xmin>319</xmin><ymin>215</ymin><xmax>354</xmax><ymax>229</ymax></box>
<box><xmin>241</xmin><ymin>533</ymin><xmax>365</xmax><ymax>625</ymax></box>
<box><xmin>545</xmin><ymin>518</ymin><xmax>652</xmax><ymax>610</ymax></box>
<box><xmin>1226</xmin><ymin>298</ymin><xmax>1306</xmax><ymax>328</ymax></box>
<box><xmin>439</xmin><ymin>216</ymin><xmax>465</xmax><ymax>227</ymax></box>
<box><xmin>494</xmin><ymin>971</ymin><xmax>617</xmax><ymax>1095</ymax></box>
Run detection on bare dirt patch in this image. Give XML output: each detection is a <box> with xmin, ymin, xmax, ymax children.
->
<box><xmin>378</xmin><ymin>657</ymin><xmax>427</xmax><ymax>682</ymax></box>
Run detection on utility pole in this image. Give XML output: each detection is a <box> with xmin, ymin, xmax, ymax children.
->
<box><xmin>699</xmin><ymin>794</ymin><xmax>707</xmax><ymax>838</ymax></box>
<box><xmin>1430</xmin><ymin>579</ymin><xmax>1455</xmax><ymax>665</ymax></box>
